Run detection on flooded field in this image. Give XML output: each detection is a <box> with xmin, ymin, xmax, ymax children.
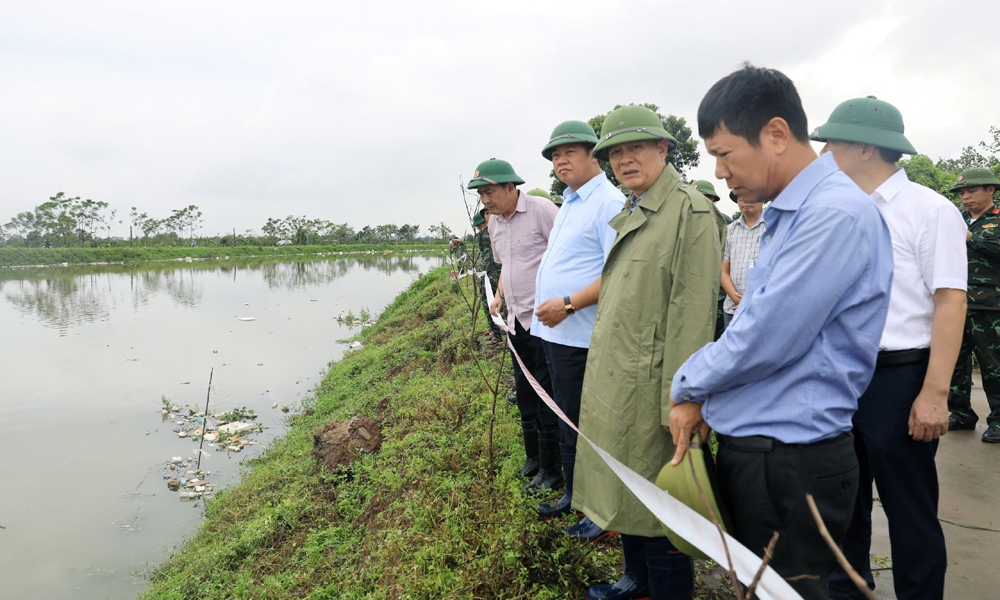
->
<box><xmin>0</xmin><ymin>254</ymin><xmax>443</xmax><ymax>599</ymax></box>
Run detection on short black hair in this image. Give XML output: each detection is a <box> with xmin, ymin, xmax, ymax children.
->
<box><xmin>877</xmin><ymin>147</ymin><xmax>903</xmax><ymax>165</ymax></box>
<box><xmin>698</xmin><ymin>64</ymin><xmax>809</xmax><ymax>146</ymax></box>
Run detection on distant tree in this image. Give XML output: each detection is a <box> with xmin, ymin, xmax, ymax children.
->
<box><xmin>130</xmin><ymin>207</ymin><xmax>150</xmax><ymax>244</ymax></box>
<box><xmin>550</xmin><ymin>103</ymin><xmax>699</xmax><ymax>196</ymax></box>
<box><xmin>900</xmin><ymin>155</ymin><xmax>960</xmax><ymax>207</ymax></box>
<box><xmin>171</xmin><ymin>205</ymin><xmax>204</xmax><ymax>243</ymax></box>
<box><xmin>427</xmin><ymin>222</ymin><xmax>453</xmax><ymax>241</ymax></box>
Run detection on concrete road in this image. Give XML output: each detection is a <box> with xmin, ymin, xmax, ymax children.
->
<box><xmin>868</xmin><ymin>374</ymin><xmax>999</xmax><ymax>599</ymax></box>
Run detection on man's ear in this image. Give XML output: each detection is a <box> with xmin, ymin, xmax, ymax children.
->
<box><xmin>761</xmin><ymin>117</ymin><xmax>792</xmax><ymax>155</ymax></box>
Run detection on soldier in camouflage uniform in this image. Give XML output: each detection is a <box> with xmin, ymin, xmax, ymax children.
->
<box><xmin>692</xmin><ymin>179</ymin><xmax>732</xmax><ymax>340</ymax></box>
<box><xmin>473</xmin><ymin>209</ymin><xmax>504</xmax><ymax>342</ymax></box>
<box><xmin>948</xmin><ymin>167</ymin><xmax>1000</xmax><ymax>443</ymax></box>
<box><xmin>449</xmin><ymin>235</ymin><xmax>472</xmax><ymax>276</ymax></box>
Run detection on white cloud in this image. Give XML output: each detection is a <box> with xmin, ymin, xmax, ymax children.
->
<box><xmin>0</xmin><ymin>0</ymin><xmax>996</xmax><ymax>237</ymax></box>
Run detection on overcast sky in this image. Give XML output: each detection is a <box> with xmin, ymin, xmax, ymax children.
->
<box><xmin>2</xmin><ymin>0</ymin><xmax>997</xmax><ymax>239</ymax></box>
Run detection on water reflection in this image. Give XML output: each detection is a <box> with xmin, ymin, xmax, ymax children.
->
<box><xmin>0</xmin><ymin>254</ymin><xmax>440</xmax><ymax>333</ymax></box>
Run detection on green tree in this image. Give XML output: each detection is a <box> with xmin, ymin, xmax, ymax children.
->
<box><xmin>549</xmin><ymin>103</ymin><xmax>699</xmax><ymax>195</ymax></box>
<box><xmin>170</xmin><ymin>205</ymin><xmax>204</xmax><ymax>243</ymax></box>
<box><xmin>900</xmin><ymin>154</ymin><xmax>960</xmax><ymax>206</ymax></box>
<box><xmin>129</xmin><ymin>207</ymin><xmax>150</xmax><ymax>245</ymax></box>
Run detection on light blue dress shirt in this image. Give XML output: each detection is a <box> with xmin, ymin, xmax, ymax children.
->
<box><xmin>671</xmin><ymin>153</ymin><xmax>893</xmax><ymax>443</ymax></box>
<box><xmin>531</xmin><ymin>172</ymin><xmax>624</xmax><ymax>348</ymax></box>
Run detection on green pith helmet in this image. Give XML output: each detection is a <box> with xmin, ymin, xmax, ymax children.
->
<box><xmin>467</xmin><ymin>158</ymin><xmax>526</xmax><ymax>189</ymax></box>
<box><xmin>691</xmin><ymin>180</ymin><xmax>720</xmax><ymax>200</ymax></box>
<box><xmin>542</xmin><ymin>120</ymin><xmax>599</xmax><ymax>160</ymax></box>
<box><xmin>950</xmin><ymin>167</ymin><xmax>1000</xmax><ymax>193</ymax></box>
<box><xmin>810</xmin><ymin>96</ymin><xmax>917</xmax><ymax>155</ymax></box>
<box><xmin>654</xmin><ymin>433</ymin><xmax>733</xmax><ymax>560</ymax></box>
<box><xmin>472</xmin><ymin>210</ymin><xmax>486</xmax><ymax>227</ymax></box>
<box><xmin>527</xmin><ymin>188</ymin><xmax>551</xmax><ymax>199</ymax></box>
<box><xmin>593</xmin><ymin>105</ymin><xmax>678</xmax><ymax>161</ymax></box>
<box><xmin>551</xmin><ymin>195</ymin><xmax>564</xmax><ymax>206</ymax></box>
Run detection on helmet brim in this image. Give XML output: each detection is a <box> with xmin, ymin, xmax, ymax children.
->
<box><xmin>810</xmin><ymin>122</ymin><xmax>916</xmax><ymax>155</ymax></box>
<box><xmin>467</xmin><ymin>174</ymin><xmax>526</xmax><ymax>190</ymax></box>
<box><xmin>541</xmin><ymin>134</ymin><xmax>599</xmax><ymax>161</ymax></box>
<box><xmin>593</xmin><ymin>128</ymin><xmax>677</xmax><ymax>161</ymax></box>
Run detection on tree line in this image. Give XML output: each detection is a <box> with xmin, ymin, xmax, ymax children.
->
<box><xmin>899</xmin><ymin>126</ymin><xmax>1000</xmax><ymax>205</ymax></box>
<box><xmin>1</xmin><ymin>196</ymin><xmax>455</xmax><ymax>248</ymax></box>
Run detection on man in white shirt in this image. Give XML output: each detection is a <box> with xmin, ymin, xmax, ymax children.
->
<box><xmin>813</xmin><ymin>96</ymin><xmax>967</xmax><ymax>600</ymax></box>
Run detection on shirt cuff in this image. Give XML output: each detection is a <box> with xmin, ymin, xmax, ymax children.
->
<box><xmin>670</xmin><ymin>376</ymin><xmax>707</xmax><ymax>405</ymax></box>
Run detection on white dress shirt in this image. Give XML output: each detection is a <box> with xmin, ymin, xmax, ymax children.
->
<box><xmin>873</xmin><ymin>168</ymin><xmax>967</xmax><ymax>351</ymax></box>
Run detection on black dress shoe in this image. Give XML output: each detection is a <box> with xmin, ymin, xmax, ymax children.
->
<box><xmin>949</xmin><ymin>414</ymin><xmax>978</xmax><ymax>431</ymax></box>
<box><xmin>537</xmin><ymin>493</ymin><xmax>573</xmax><ymax>520</ymax></box>
<box><xmin>983</xmin><ymin>424</ymin><xmax>1000</xmax><ymax>443</ymax></box>
<box><xmin>585</xmin><ymin>572</ymin><xmax>649</xmax><ymax>600</ymax></box>
<box><xmin>563</xmin><ymin>516</ymin><xmax>615</xmax><ymax>543</ymax></box>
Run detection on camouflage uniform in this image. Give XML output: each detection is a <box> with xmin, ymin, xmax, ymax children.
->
<box><xmin>475</xmin><ymin>227</ymin><xmax>504</xmax><ymax>338</ymax></box>
<box><xmin>450</xmin><ymin>239</ymin><xmax>472</xmax><ymax>274</ymax></box>
<box><xmin>949</xmin><ymin>205</ymin><xmax>1000</xmax><ymax>425</ymax></box>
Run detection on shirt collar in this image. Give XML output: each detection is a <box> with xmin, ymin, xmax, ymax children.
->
<box><xmin>769</xmin><ymin>152</ymin><xmax>839</xmax><ymax>212</ymax></box>
<box><xmin>871</xmin><ymin>168</ymin><xmax>909</xmax><ymax>203</ymax></box>
<box><xmin>564</xmin><ymin>171</ymin><xmax>608</xmax><ymax>204</ymax></box>
<box><xmin>737</xmin><ymin>213</ymin><xmax>765</xmax><ymax>229</ymax></box>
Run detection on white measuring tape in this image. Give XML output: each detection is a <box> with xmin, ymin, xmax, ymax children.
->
<box><xmin>485</xmin><ymin>278</ymin><xmax>802</xmax><ymax>600</ymax></box>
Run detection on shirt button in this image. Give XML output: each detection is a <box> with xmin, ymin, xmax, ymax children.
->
<box><xmin>623</xmin><ymin>269</ymin><xmax>629</xmax><ymax>277</ymax></box>
<box><xmin>606</xmin><ymin>368</ymin><xmax>613</xmax><ymax>376</ymax></box>
<box><xmin>613</xmin><ymin>319</ymin><xmax>620</xmax><ymax>327</ymax></box>
<box><xmin>764</xmin><ymin>236</ymin><xmax>771</xmax><ymax>243</ymax></box>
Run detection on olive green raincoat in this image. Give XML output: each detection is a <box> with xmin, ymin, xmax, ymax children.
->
<box><xmin>572</xmin><ymin>164</ymin><xmax>726</xmax><ymax>536</ymax></box>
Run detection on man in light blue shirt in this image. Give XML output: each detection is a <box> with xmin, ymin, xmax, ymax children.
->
<box><xmin>668</xmin><ymin>65</ymin><xmax>893</xmax><ymax>600</ymax></box>
<box><xmin>531</xmin><ymin>121</ymin><xmax>623</xmax><ymax>541</ymax></box>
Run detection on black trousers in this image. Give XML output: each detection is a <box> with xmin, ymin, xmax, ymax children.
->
<box><xmin>716</xmin><ymin>431</ymin><xmax>859</xmax><ymax>600</ymax></box>
<box><xmin>829</xmin><ymin>359</ymin><xmax>946</xmax><ymax>600</ymax></box>
<box><xmin>620</xmin><ymin>533</ymin><xmax>694</xmax><ymax>600</ymax></box>
<box><xmin>542</xmin><ymin>340</ymin><xmax>588</xmax><ymax>494</ymax></box>
<box><xmin>509</xmin><ymin>319</ymin><xmax>558</xmax><ymax>431</ymax></box>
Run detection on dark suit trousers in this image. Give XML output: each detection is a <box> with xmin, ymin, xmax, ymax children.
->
<box><xmin>829</xmin><ymin>359</ymin><xmax>946</xmax><ymax>600</ymax></box>
<box><xmin>717</xmin><ymin>431</ymin><xmax>859</xmax><ymax>600</ymax></box>
<box><xmin>509</xmin><ymin>318</ymin><xmax>558</xmax><ymax>431</ymax></box>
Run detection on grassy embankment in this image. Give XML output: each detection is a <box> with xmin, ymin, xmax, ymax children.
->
<box><xmin>0</xmin><ymin>243</ymin><xmax>443</xmax><ymax>268</ymax></box>
<box><xmin>140</xmin><ymin>266</ymin><xmax>622</xmax><ymax>599</ymax></box>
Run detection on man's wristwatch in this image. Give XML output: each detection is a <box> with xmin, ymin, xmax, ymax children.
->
<box><xmin>563</xmin><ymin>296</ymin><xmax>576</xmax><ymax>315</ymax></box>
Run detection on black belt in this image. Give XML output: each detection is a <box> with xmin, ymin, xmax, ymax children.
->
<box><xmin>876</xmin><ymin>348</ymin><xmax>929</xmax><ymax>369</ymax></box>
<box><xmin>716</xmin><ymin>431</ymin><xmax>851</xmax><ymax>452</ymax></box>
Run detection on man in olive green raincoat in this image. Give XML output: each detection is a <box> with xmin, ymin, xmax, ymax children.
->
<box><xmin>572</xmin><ymin>105</ymin><xmax>726</xmax><ymax>600</ymax></box>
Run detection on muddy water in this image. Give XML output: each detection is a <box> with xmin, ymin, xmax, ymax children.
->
<box><xmin>0</xmin><ymin>254</ymin><xmax>443</xmax><ymax>599</ymax></box>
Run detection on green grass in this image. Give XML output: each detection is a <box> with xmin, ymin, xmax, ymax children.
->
<box><xmin>138</xmin><ymin>266</ymin><xmax>622</xmax><ymax>599</ymax></box>
<box><xmin>0</xmin><ymin>243</ymin><xmax>443</xmax><ymax>267</ymax></box>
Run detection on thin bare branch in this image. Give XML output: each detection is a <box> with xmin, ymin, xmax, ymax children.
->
<box><xmin>805</xmin><ymin>494</ymin><xmax>877</xmax><ymax>600</ymax></box>
<box><xmin>685</xmin><ymin>429</ymin><xmax>744</xmax><ymax>600</ymax></box>
<box><xmin>744</xmin><ymin>531</ymin><xmax>779</xmax><ymax>599</ymax></box>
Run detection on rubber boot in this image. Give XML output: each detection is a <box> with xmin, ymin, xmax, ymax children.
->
<box><xmin>520</xmin><ymin>421</ymin><xmax>539</xmax><ymax>478</ymax></box>
<box><xmin>537</xmin><ymin>441</ymin><xmax>577</xmax><ymax>519</ymax></box>
<box><xmin>524</xmin><ymin>429</ymin><xmax>564</xmax><ymax>493</ymax></box>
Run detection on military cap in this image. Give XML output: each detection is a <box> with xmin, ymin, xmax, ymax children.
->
<box><xmin>467</xmin><ymin>158</ymin><xmax>526</xmax><ymax>189</ymax></box>
<box><xmin>691</xmin><ymin>180</ymin><xmax>720</xmax><ymax>200</ymax></box>
<box><xmin>593</xmin><ymin>105</ymin><xmax>678</xmax><ymax>161</ymax></box>
<box><xmin>527</xmin><ymin>188</ymin><xmax>551</xmax><ymax>199</ymax></box>
<box><xmin>654</xmin><ymin>433</ymin><xmax>733</xmax><ymax>560</ymax></box>
<box><xmin>472</xmin><ymin>210</ymin><xmax>486</xmax><ymax>227</ymax></box>
<box><xmin>810</xmin><ymin>96</ymin><xmax>917</xmax><ymax>155</ymax></box>
<box><xmin>542</xmin><ymin>120</ymin><xmax>599</xmax><ymax>160</ymax></box>
<box><xmin>551</xmin><ymin>194</ymin><xmax>564</xmax><ymax>206</ymax></box>
<box><xmin>951</xmin><ymin>167</ymin><xmax>1000</xmax><ymax>192</ymax></box>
